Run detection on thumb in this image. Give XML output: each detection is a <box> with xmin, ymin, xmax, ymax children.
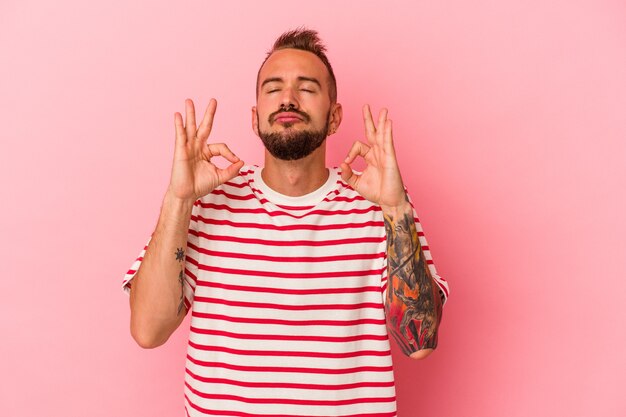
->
<box><xmin>217</xmin><ymin>160</ymin><xmax>245</xmax><ymax>185</ymax></box>
<box><xmin>340</xmin><ymin>162</ymin><xmax>359</xmax><ymax>189</ymax></box>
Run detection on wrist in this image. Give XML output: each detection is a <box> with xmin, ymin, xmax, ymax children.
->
<box><xmin>163</xmin><ymin>189</ymin><xmax>196</xmax><ymax>212</ymax></box>
<box><xmin>380</xmin><ymin>198</ymin><xmax>412</xmax><ymax>220</ymax></box>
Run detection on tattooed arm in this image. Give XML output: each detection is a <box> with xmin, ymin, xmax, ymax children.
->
<box><xmin>129</xmin><ymin>192</ymin><xmax>195</xmax><ymax>349</ymax></box>
<box><xmin>341</xmin><ymin>104</ymin><xmax>446</xmax><ymax>360</ymax></box>
<box><xmin>128</xmin><ymin>99</ymin><xmax>243</xmax><ymax>349</ymax></box>
<box><xmin>383</xmin><ymin>202</ymin><xmax>443</xmax><ymax>359</ymax></box>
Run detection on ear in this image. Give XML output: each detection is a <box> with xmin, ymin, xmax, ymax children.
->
<box><xmin>328</xmin><ymin>102</ymin><xmax>343</xmax><ymax>135</ymax></box>
<box><xmin>251</xmin><ymin>106</ymin><xmax>259</xmax><ymax>136</ymax></box>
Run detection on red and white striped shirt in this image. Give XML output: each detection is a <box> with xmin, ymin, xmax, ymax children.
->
<box><xmin>122</xmin><ymin>165</ymin><xmax>449</xmax><ymax>417</ymax></box>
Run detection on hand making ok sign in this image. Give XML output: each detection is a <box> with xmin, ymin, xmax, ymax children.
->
<box><xmin>169</xmin><ymin>98</ymin><xmax>244</xmax><ymax>202</ymax></box>
<box><xmin>340</xmin><ymin>105</ymin><xmax>409</xmax><ymax>213</ymax></box>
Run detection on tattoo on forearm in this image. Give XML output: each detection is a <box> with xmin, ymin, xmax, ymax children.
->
<box><xmin>175</xmin><ymin>247</ymin><xmax>185</xmax><ymax>315</ymax></box>
<box><xmin>384</xmin><ymin>208</ymin><xmax>443</xmax><ymax>355</ymax></box>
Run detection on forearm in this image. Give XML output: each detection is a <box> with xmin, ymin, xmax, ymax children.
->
<box><xmin>129</xmin><ymin>191</ymin><xmax>195</xmax><ymax>348</ymax></box>
<box><xmin>382</xmin><ymin>200</ymin><xmax>443</xmax><ymax>357</ymax></box>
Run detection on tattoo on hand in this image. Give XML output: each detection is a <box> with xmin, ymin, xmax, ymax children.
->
<box><xmin>384</xmin><ymin>209</ymin><xmax>443</xmax><ymax>355</ymax></box>
<box><xmin>175</xmin><ymin>248</ymin><xmax>185</xmax><ymax>315</ymax></box>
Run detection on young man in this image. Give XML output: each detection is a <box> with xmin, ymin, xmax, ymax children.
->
<box><xmin>122</xmin><ymin>28</ymin><xmax>449</xmax><ymax>416</ymax></box>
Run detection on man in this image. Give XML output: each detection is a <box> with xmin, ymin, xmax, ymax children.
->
<box><xmin>122</xmin><ymin>28</ymin><xmax>449</xmax><ymax>416</ymax></box>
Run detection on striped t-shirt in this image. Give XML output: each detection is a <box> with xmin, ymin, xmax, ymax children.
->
<box><xmin>122</xmin><ymin>165</ymin><xmax>449</xmax><ymax>417</ymax></box>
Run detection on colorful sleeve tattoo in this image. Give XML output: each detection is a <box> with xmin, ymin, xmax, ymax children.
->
<box><xmin>384</xmin><ymin>204</ymin><xmax>444</xmax><ymax>356</ymax></box>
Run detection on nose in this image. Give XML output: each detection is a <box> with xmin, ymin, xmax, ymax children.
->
<box><xmin>279</xmin><ymin>87</ymin><xmax>299</xmax><ymax>110</ymax></box>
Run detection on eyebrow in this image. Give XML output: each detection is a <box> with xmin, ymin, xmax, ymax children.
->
<box><xmin>261</xmin><ymin>76</ymin><xmax>322</xmax><ymax>89</ymax></box>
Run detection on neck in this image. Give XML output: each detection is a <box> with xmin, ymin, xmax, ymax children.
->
<box><xmin>261</xmin><ymin>145</ymin><xmax>329</xmax><ymax>197</ymax></box>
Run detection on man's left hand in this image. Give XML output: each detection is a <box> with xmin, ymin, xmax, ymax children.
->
<box><xmin>340</xmin><ymin>105</ymin><xmax>409</xmax><ymax>213</ymax></box>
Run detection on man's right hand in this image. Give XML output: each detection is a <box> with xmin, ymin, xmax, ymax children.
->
<box><xmin>169</xmin><ymin>98</ymin><xmax>244</xmax><ymax>202</ymax></box>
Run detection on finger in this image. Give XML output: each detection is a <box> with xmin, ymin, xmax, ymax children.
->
<box><xmin>362</xmin><ymin>104</ymin><xmax>376</xmax><ymax>145</ymax></box>
<box><xmin>344</xmin><ymin>141</ymin><xmax>371</xmax><ymax>165</ymax></box>
<box><xmin>205</xmin><ymin>143</ymin><xmax>241</xmax><ymax>164</ymax></box>
<box><xmin>383</xmin><ymin>119</ymin><xmax>396</xmax><ymax>155</ymax></box>
<box><xmin>217</xmin><ymin>160</ymin><xmax>245</xmax><ymax>184</ymax></box>
<box><xmin>174</xmin><ymin>112</ymin><xmax>187</xmax><ymax>147</ymax></box>
<box><xmin>185</xmin><ymin>99</ymin><xmax>197</xmax><ymax>140</ymax></box>
<box><xmin>197</xmin><ymin>98</ymin><xmax>217</xmax><ymax>140</ymax></box>
<box><xmin>376</xmin><ymin>108</ymin><xmax>388</xmax><ymax>146</ymax></box>
<box><xmin>340</xmin><ymin>161</ymin><xmax>360</xmax><ymax>189</ymax></box>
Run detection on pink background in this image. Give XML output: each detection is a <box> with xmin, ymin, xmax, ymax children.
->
<box><xmin>1</xmin><ymin>0</ymin><xmax>625</xmax><ymax>416</ymax></box>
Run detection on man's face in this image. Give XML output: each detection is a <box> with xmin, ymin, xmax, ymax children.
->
<box><xmin>253</xmin><ymin>48</ymin><xmax>336</xmax><ymax>160</ymax></box>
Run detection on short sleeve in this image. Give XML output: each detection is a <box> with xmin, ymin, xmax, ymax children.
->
<box><xmin>381</xmin><ymin>190</ymin><xmax>450</xmax><ymax>306</ymax></box>
<box><xmin>121</xmin><ymin>200</ymin><xmax>202</xmax><ymax>313</ymax></box>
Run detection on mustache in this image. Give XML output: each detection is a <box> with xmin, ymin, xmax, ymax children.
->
<box><xmin>268</xmin><ymin>108</ymin><xmax>311</xmax><ymax>124</ymax></box>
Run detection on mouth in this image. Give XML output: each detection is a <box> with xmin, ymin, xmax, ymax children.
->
<box><xmin>273</xmin><ymin>112</ymin><xmax>304</xmax><ymax>124</ymax></box>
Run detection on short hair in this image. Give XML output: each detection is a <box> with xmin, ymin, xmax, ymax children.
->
<box><xmin>256</xmin><ymin>28</ymin><xmax>337</xmax><ymax>103</ymax></box>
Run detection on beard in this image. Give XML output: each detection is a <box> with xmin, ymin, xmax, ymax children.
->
<box><xmin>258</xmin><ymin>110</ymin><xmax>330</xmax><ymax>161</ymax></box>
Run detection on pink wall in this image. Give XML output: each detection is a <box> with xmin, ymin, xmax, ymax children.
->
<box><xmin>1</xmin><ymin>0</ymin><xmax>624</xmax><ymax>416</ymax></box>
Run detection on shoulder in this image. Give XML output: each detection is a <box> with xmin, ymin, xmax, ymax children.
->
<box><xmin>228</xmin><ymin>164</ymin><xmax>258</xmax><ymax>188</ymax></box>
